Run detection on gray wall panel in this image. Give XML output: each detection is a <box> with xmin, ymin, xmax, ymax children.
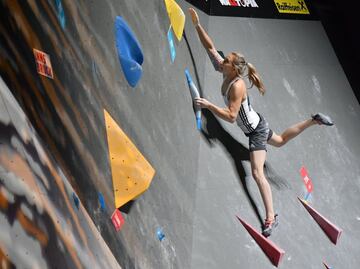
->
<box><xmin>191</xmin><ymin>15</ymin><xmax>360</xmax><ymax>269</ymax></box>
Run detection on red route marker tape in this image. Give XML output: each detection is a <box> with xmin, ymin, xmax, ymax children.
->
<box><xmin>300</xmin><ymin>166</ymin><xmax>313</xmax><ymax>193</ymax></box>
<box><xmin>111</xmin><ymin>208</ymin><xmax>125</xmax><ymax>231</ymax></box>
<box><xmin>33</xmin><ymin>49</ymin><xmax>54</xmax><ymax>79</ymax></box>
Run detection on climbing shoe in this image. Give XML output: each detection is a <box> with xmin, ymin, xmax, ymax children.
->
<box><xmin>311</xmin><ymin>113</ymin><xmax>334</xmax><ymax>126</ymax></box>
<box><xmin>262</xmin><ymin>214</ymin><xmax>279</xmax><ymax>237</ymax></box>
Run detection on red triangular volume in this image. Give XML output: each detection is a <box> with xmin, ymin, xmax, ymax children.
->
<box><xmin>236</xmin><ymin>215</ymin><xmax>285</xmax><ymax>267</ymax></box>
<box><xmin>323</xmin><ymin>261</ymin><xmax>332</xmax><ymax>269</ymax></box>
<box><xmin>298</xmin><ymin>197</ymin><xmax>342</xmax><ymax>245</ymax></box>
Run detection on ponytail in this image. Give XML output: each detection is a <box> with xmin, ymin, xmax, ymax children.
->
<box><xmin>247</xmin><ymin>62</ymin><xmax>265</xmax><ymax>96</ymax></box>
<box><xmin>231</xmin><ymin>52</ymin><xmax>266</xmax><ymax>96</ymax></box>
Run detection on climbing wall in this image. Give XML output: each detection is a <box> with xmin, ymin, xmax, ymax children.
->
<box><xmin>1</xmin><ymin>0</ymin><xmax>360</xmax><ymax>268</ymax></box>
<box><xmin>0</xmin><ymin>77</ymin><xmax>121</xmax><ymax>268</ymax></box>
<box><xmin>191</xmin><ymin>15</ymin><xmax>360</xmax><ymax>269</ymax></box>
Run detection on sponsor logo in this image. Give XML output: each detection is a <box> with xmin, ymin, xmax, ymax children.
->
<box><xmin>274</xmin><ymin>0</ymin><xmax>309</xmax><ymax>14</ymax></box>
<box><xmin>218</xmin><ymin>0</ymin><xmax>259</xmax><ymax>8</ymax></box>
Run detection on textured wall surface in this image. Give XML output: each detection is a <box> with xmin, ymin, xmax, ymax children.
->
<box><xmin>1</xmin><ymin>0</ymin><xmax>359</xmax><ymax>268</ymax></box>
<box><xmin>0</xmin><ymin>77</ymin><xmax>121</xmax><ymax>269</ymax></box>
<box><xmin>191</xmin><ymin>16</ymin><xmax>360</xmax><ymax>269</ymax></box>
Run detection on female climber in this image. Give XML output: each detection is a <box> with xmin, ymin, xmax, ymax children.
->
<box><xmin>188</xmin><ymin>7</ymin><xmax>333</xmax><ymax>237</ymax></box>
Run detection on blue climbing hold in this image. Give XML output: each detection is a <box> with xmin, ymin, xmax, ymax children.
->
<box><xmin>114</xmin><ymin>16</ymin><xmax>144</xmax><ymax>88</ymax></box>
<box><xmin>156</xmin><ymin>227</ymin><xmax>165</xmax><ymax>241</ymax></box>
<box><xmin>55</xmin><ymin>0</ymin><xmax>66</xmax><ymax>29</ymax></box>
<box><xmin>72</xmin><ymin>192</ymin><xmax>79</xmax><ymax>209</ymax></box>
<box><xmin>98</xmin><ymin>192</ymin><xmax>105</xmax><ymax>210</ymax></box>
<box><xmin>167</xmin><ymin>27</ymin><xmax>176</xmax><ymax>63</ymax></box>
<box><xmin>185</xmin><ymin>69</ymin><xmax>202</xmax><ymax>130</ymax></box>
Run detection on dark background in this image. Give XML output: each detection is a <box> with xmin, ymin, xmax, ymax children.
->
<box><xmin>312</xmin><ymin>0</ymin><xmax>359</xmax><ymax>103</ymax></box>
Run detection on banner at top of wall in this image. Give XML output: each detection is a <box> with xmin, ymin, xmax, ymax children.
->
<box><xmin>186</xmin><ymin>0</ymin><xmax>318</xmax><ymax>20</ymax></box>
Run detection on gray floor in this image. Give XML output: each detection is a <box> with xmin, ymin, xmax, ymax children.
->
<box><xmin>1</xmin><ymin>0</ymin><xmax>360</xmax><ymax>268</ymax></box>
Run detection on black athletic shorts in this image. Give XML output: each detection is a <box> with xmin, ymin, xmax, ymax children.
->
<box><xmin>245</xmin><ymin>113</ymin><xmax>273</xmax><ymax>152</ymax></box>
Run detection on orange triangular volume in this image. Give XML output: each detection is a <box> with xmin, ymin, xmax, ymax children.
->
<box><xmin>104</xmin><ymin>109</ymin><xmax>155</xmax><ymax>208</ymax></box>
<box><xmin>323</xmin><ymin>261</ymin><xmax>332</xmax><ymax>269</ymax></box>
<box><xmin>236</xmin><ymin>216</ymin><xmax>285</xmax><ymax>267</ymax></box>
<box><xmin>298</xmin><ymin>197</ymin><xmax>342</xmax><ymax>245</ymax></box>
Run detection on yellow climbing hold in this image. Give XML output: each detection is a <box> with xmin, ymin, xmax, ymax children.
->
<box><xmin>164</xmin><ymin>0</ymin><xmax>185</xmax><ymax>41</ymax></box>
<box><xmin>104</xmin><ymin>109</ymin><xmax>155</xmax><ymax>208</ymax></box>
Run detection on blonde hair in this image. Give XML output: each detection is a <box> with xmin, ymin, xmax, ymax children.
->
<box><xmin>231</xmin><ymin>52</ymin><xmax>265</xmax><ymax>96</ymax></box>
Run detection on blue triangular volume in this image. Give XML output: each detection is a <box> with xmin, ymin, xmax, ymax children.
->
<box><xmin>114</xmin><ymin>16</ymin><xmax>144</xmax><ymax>87</ymax></box>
